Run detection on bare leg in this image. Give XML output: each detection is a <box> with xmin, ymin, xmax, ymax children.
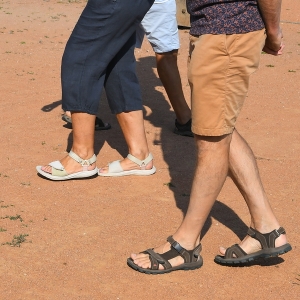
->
<box><xmin>131</xmin><ymin>133</ymin><xmax>231</xmax><ymax>269</ymax></box>
<box><xmin>130</xmin><ymin>130</ymin><xmax>288</xmax><ymax>269</ymax></box>
<box><xmin>219</xmin><ymin>129</ymin><xmax>287</xmax><ymax>254</ymax></box>
<box><xmin>156</xmin><ymin>51</ymin><xmax>191</xmax><ymax>124</ymax></box>
<box><xmin>42</xmin><ymin>112</ymin><xmax>96</xmax><ymax>174</ymax></box>
<box><xmin>99</xmin><ymin>110</ymin><xmax>153</xmax><ymax>173</ymax></box>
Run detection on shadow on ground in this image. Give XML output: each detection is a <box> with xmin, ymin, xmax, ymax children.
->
<box><xmin>40</xmin><ymin>48</ymin><xmax>249</xmax><ymax>242</ymax></box>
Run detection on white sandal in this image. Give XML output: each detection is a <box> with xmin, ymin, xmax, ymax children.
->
<box><xmin>36</xmin><ymin>150</ymin><xmax>98</xmax><ymax>181</ymax></box>
<box><xmin>98</xmin><ymin>153</ymin><xmax>156</xmax><ymax>177</ymax></box>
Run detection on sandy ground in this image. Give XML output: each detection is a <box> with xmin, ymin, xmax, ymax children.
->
<box><xmin>0</xmin><ymin>0</ymin><xmax>299</xmax><ymax>299</ymax></box>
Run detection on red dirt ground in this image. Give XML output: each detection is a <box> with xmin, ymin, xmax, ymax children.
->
<box><xmin>0</xmin><ymin>1</ymin><xmax>299</xmax><ymax>299</ymax></box>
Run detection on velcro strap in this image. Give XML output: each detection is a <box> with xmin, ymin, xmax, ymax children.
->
<box><xmin>275</xmin><ymin>227</ymin><xmax>286</xmax><ymax>236</ymax></box>
<box><xmin>167</xmin><ymin>236</ymin><xmax>184</xmax><ymax>254</ymax></box>
<box><xmin>49</xmin><ymin>160</ymin><xmax>64</xmax><ymax>170</ymax></box>
<box><xmin>69</xmin><ymin>150</ymin><xmax>96</xmax><ymax>166</ymax></box>
<box><xmin>127</xmin><ymin>153</ymin><xmax>153</xmax><ymax>168</ymax></box>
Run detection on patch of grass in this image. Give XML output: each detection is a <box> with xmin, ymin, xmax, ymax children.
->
<box><xmin>0</xmin><ymin>227</ymin><xmax>7</xmax><ymax>232</ymax></box>
<box><xmin>266</xmin><ymin>64</ymin><xmax>274</xmax><ymax>67</ymax></box>
<box><xmin>41</xmin><ymin>141</ymin><xmax>46</xmax><ymax>145</ymax></box>
<box><xmin>1</xmin><ymin>214</ymin><xmax>23</xmax><ymax>222</ymax></box>
<box><xmin>20</xmin><ymin>182</ymin><xmax>31</xmax><ymax>186</ymax></box>
<box><xmin>20</xmin><ymin>41</ymin><xmax>26</xmax><ymax>44</ymax></box>
<box><xmin>2</xmin><ymin>234</ymin><xmax>29</xmax><ymax>247</ymax></box>
<box><xmin>288</xmin><ymin>70</ymin><xmax>296</xmax><ymax>72</ymax></box>
<box><xmin>1</xmin><ymin>204</ymin><xmax>14</xmax><ymax>208</ymax></box>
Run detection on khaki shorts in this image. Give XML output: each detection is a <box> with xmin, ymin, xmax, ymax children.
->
<box><xmin>188</xmin><ymin>29</ymin><xmax>265</xmax><ymax>136</ymax></box>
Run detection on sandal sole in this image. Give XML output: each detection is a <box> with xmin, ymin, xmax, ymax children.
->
<box><xmin>36</xmin><ymin>166</ymin><xmax>99</xmax><ymax>181</ymax></box>
<box><xmin>214</xmin><ymin>243</ymin><xmax>292</xmax><ymax>265</ymax></box>
<box><xmin>127</xmin><ymin>257</ymin><xmax>203</xmax><ymax>275</ymax></box>
<box><xmin>98</xmin><ymin>166</ymin><xmax>156</xmax><ymax>177</ymax></box>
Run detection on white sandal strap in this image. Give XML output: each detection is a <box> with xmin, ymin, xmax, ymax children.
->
<box><xmin>69</xmin><ymin>150</ymin><xmax>96</xmax><ymax>166</ymax></box>
<box><xmin>127</xmin><ymin>153</ymin><xmax>153</xmax><ymax>169</ymax></box>
<box><xmin>49</xmin><ymin>160</ymin><xmax>64</xmax><ymax>170</ymax></box>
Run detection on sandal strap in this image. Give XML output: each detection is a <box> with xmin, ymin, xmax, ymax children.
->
<box><xmin>224</xmin><ymin>244</ymin><xmax>248</xmax><ymax>259</ymax></box>
<box><xmin>143</xmin><ymin>249</ymin><xmax>172</xmax><ymax>270</ymax></box>
<box><xmin>159</xmin><ymin>236</ymin><xmax>201</xmax><ymax>264</ymax></box>
<box><xmin>69</xmin><ymin>151</ymin><xmax>96</xmax><ymax>172</ymax></box>
<box><xmin>141</xmin><ymin>237</ymin><xmax>202</xmax><ymax>271</ymax></box>
<box><xmin>247</xmin><ymin>227</ymin><xmax>286</xmax><ymax>249</ymax></box>
<box><xmin>69</xmin><ymin>151</ymin><xmax>96</xmax><ymax>166</ymax></box>
<box><xmin>127</xmin><ymin>153</ymin><xmax>153</xmax><ymax>170</ymax></box>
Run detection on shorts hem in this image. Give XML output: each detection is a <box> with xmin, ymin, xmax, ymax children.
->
<box><xmin>192</xmin><ymin>126</ymin><xmax>234</xmax><ymax>137</ymax></box>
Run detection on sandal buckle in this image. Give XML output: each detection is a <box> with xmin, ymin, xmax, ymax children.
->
<box><xmin>172</xmin><ymin>241</ymin><xmax>184</xmax><ymax>253</ymax></box>
<box><xmin>274</xmin><ymin>229</ymin><xmax>280</xmax><ymax>237</ymax></box>
<box><xmin>81</xmin><ymin>159</ymin><xmax>90</xmax><ymax>166</ymax></box>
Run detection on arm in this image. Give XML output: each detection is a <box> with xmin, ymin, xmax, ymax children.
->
<box><xmin>257</xmin><ymin>0</ymin><xmax>284</xmax><ymax>55</ymax></box>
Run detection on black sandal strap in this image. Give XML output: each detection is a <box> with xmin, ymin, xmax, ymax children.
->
<box><xmin>224</xmin><ymin>244</ymin><xmax>248</xmax><ymax>259</ymax></box>
<box><xmin>143</xmin><ymin>249</ymin><xmax>172</xmax><ymax>270</ymax></box>
<box><xmin>165</xmin><ymin>236</ymin><xmax>201</xmax><ymax>263</ymax></box>
<box><xmin>141</xmin><ymin>237</ymin><xmax>202</xmax><ymax>271</ymax></box>
<box><xmin>247</xmin><ymin>227</ymin><xmax>286</xmax><ymax>249</ymax></box>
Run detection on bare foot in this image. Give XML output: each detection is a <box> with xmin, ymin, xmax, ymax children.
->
<box><xmin>219</xmin><ymin>227</ymin><xmax>288</xmax><ymax>256</ymax></box>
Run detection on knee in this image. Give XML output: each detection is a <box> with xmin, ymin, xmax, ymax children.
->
<box><xmin>195</xmin><ymin>133</ymin><xmax>232</xmax><ymax>151</ymax></box>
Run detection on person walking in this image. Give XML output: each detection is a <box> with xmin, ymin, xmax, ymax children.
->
<box><xmin>36</xmin><ymin>0</ymin><xmax>156</xmax><ymax>180</ymax></box>
<box><xmin>128</xmin><ymin>0</ymin><xmax>292</xmax><ymax>274</ymax></box>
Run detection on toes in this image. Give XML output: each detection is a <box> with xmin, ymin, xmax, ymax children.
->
<box><xmin>219</xmin><ymin>246</ymin><xmax>226</xmax><ymax>255</ymax></box>
<box><xmin>131</xmin><ymin>253</ymin><xmax>152</xmax><ymax>269</ymax></box>
<box><xmin>41</xmin><ymin>165</ymin><xmax>52</xmax><ymax>174</ymax></box>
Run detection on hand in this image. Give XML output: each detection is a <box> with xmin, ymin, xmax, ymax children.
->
<box><xmin>262</xmin><ymin>28</ymin><xmax>284</xmax><ymax>56</ymax></box>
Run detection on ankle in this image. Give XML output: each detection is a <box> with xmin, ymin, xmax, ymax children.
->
<box><xmin>128</xmin><ymin>150</ymin><xmax>150</xmax><ymax>161</ymax></box>
<box><xmin>175</xmin><ymin>116</ymin><xmax>191</xmax><ymax>125</ymax></box>
<box><xmin>172</xmin><ymin>234</ymin><xmax>200</xmax><ymax>250</ymax></box>
<box><xmin>71</xmin><ymin>148</ymin><xmax>95</xmax><ymax>160</ymax></box>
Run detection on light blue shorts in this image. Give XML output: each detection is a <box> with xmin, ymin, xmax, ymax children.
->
<box><xmin>136</xmin><ymin>0</ymin><xmax>180</xmax><ymax>53</ymax></box>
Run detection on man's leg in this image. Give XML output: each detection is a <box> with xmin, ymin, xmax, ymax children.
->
<box><xmin>130</xmin><ymin>133</ymin><xmax>231</xmax><ymax>269</ymax></box>
<box><xmin>219</xmin><ymin>129</ymin><xmax>287</xmax><ymax>254</ymax></box>
<box><xmin>130</xmin><ymin>129</ymin><xmax>289</xmax><ymax>269</ymax></box>
<box><xmin>139</xmin><ymin>0</ymin><xmax>192</xmax><ymax>132</ymax></box>
<box><xmin>155</xmin><ymin>50</ymin><xmax>191</xmax><ymax>124</ymax></box>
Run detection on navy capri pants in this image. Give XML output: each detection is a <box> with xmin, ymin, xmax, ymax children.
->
<box><xmin>61</xmin><ymin>0</ymin><xmax>154</xmax><ymax>115</ymax></box>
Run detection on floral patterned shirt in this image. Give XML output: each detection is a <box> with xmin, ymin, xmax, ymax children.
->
<box><xmin>186</xmin><ymin>0</ymin><xmax>265</xmax><ymax>35</ymax></box>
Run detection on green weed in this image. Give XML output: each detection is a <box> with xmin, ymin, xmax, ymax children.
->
<box><xmin>2</xmin><ymin>234</ymin><xmax>29</xmax><ymax>247</ymax></box>
<box><xmin>1</xmin><ymin>214</ymin><xmax>23</xmax><ymax>222</ymax></box>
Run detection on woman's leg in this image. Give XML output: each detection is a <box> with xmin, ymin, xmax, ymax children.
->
<box><xmin>99</xmin><ymin>32</ymin><xmax>153</xmax><ymax>173</ymax></box>
<box><xmin>40</xmin><ymin>0</ymin><xmax>154</xmax><ymax>177</ymax></box>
